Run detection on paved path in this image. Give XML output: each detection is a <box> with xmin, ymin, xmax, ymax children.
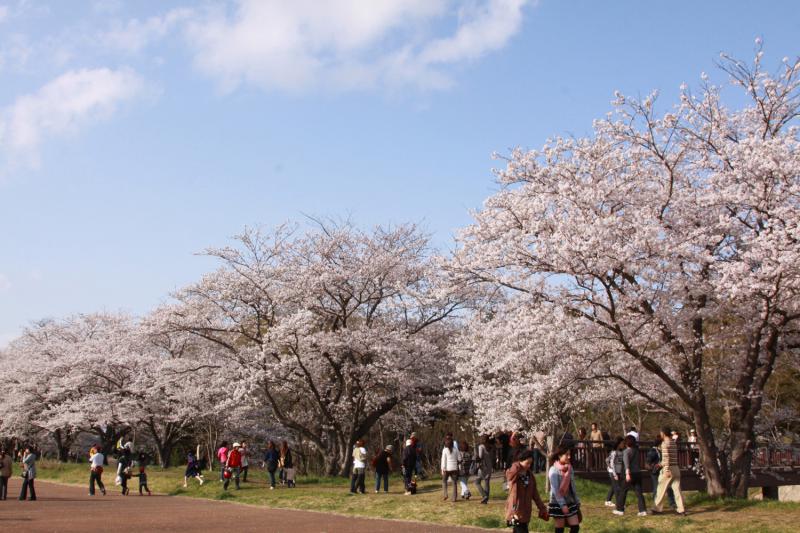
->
<box><xmin>2</xmin><ymin>478</ymin><xmax>482</xmax><ymax>532</ymax></box>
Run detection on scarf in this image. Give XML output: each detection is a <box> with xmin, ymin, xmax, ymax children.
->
<box><xmin>556</xmin><ymin>460</ymin><xmax>572</xmax><ymax>497</ymax></box>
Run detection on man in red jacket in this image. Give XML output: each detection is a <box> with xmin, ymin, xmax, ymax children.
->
<box><xmin>224</xmin><ymin>443</ymin><xmax>243</xmax><ymax>490</ymax></box>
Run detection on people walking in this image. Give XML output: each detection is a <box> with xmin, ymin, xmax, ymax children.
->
<box><xmin>240</xmin><ymin>442</ymin><xmax>249</xmax><ymax>482</ymax></box>
<box><xmin>440</xmin><ymin>434</ymin><xmax>461</xmax><ymax>502</ymax></box>
<box><xmin>216</xmin><ymin>441</ymin><xmax>229</xmax><ymax>482</ymax></box>
<box><xmin>531</xmin><ymin>431</ymin><xmax>546</xmax><ymax>473</ymax></box>
<box><xmin>474</xmin><ymin>435</ymin><xmax>495</xmax><ymax>504</ymax></box>
<box><xmin>646</xmin><ymin>434</ymin><xmax>676</xmax><ymax>508</ymax></box>
<box><xmin>604</xmin><ymin>437</ymin><xmax>624</xmax><ymax>507</ymax></box>
<box><xmin>350</xmin><ymin>439</ymin><xmax>367</xmax><ymax>494</ymax></box>
<box><xmin>505</xmin><ymin>449</ymin><xmax>548</xmax><ymax>533</ymax></box>
<box><xmin>402</xmin><ymin>437</ymin><xmax>417</xmax><ymax>495</ymax></box>
<box><xmin>372</xmin><ymin>444</ymin><xmax>393</xmax><ymax>493</ymax></box>
<box><xmin>589</xmin><ymin>423</ymin><xmax>603</xmax><ymax>469</ymax></box>
<box><xmin>458</xmin><ymin>440</ymin><xmax>473</xmax><ymax>500</ymax></box>
<box><xmin>137</xmin><ymin>453</ymin><xmax>152</xmax><ymax>495</ymax></box>
<box><xmin>223</xmin><ymin>442</ymin><xmax>242</xmax><ymax>490</ymax></box>
<box><xmin>280</xmin><ymin>441</ymin><xmax>295</xmax><ymax>488</ymax></box>
<box><xmin>263</xmin><ymin>441</ymin><xmax>279</xmax><ymax>490</ymax></box>
<box><xmin>183</xmin><ymin>451</ymin><xmax>204</xmax><ymax>487</ymax></box>
<box><xmin>1</xmin><ymin>448</ymin><xmax>13</xmax><ymax>500</ymax></box>
<box><xmin>548</xmin><ymin>447</ymin><xmax>581</xmax><ymax>533</ymax></box>
<box><xmin>89</xmin><ymin>447</ymin><xmax>106</xmax><ymax>496</ymax></box>
<box><xmin>117</xmin><ymin>447</ymin><xmax>132</xmax><ymax>495</ymax></box>
<box><xmin>411</xmin><ymin>433</ymin><xmax>425</xmax><ymax>479</ymax></box>
<box><xmin>652</xmin><ymin>427</ymin><xmax>686</xmax><ymax>516</ymax></box>
<box><xmin>613</xmin><ymin>435</ymin><xmax>647</xmax><ymax>516</ymax></box>
<box><xmin>18</xmin><ymin>447</ymin><xmax>37</xmax><ymax>501</ymax></box>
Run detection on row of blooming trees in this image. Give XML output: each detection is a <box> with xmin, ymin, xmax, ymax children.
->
<box><xmin>1</xmin><ymin>50</ymin><xmax>798</xmax><ymax>495</ymax></box>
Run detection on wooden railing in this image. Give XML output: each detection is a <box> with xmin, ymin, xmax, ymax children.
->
<box><xmin>566</xmin><ymin>440</ymin><xmax>800</xmax><ymax>473</ymax></box>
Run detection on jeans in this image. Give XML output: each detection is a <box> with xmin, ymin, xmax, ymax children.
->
<box><xmin>19</xmin><ymin>477</ymin><xmax>36</xmax><ymax>500</ymax></box>
<box><xmin>617</xmin><ymin>472</ymin><xmax>646</xmax><ymax>512</ymax></box>
<box><xmin>606</xmin><ymin>473</ymin><xmax>620</xmax><ymax>502</ymax></box>
<box><xmin>532</xmin><ymin>449</ymin><xmax>545</xmax><ymax>473</ymax></box>
<box><xmin>475</xmin><ymin>473</ymin><xmax>491</xmax><ymax>500</ymax></box>
<box><xmin>459</xmin><ymin>475</ymin><xmax>471</xmax><ymax>497</ymax></box>
<box><xmin>0</xmin><ymin>475</ymin><xmax>8</xmax><ymax>499</ymax></box>
<box><xmin>442</xmin><ymin>471</ymin><xmax>458</xmax><ymax>500</ymax></box>
<box><xmin>223</xmin><ymin>467</ymin><xmax>241</xmax><ymax>490</ymax></box>
<box><xmin>375</xmin><ymin>471</ymin><xmax>389</xmax><ymax>492</ymax></box>
<box><xmin>241</xmin><ymin>465</ymin><xmax>249</xmax><ymax>482</ymax></box>
<box><xmin>267</xmin><ymin>469</ymin><xmax>277</xmax><ymax>488</ymax></box>
<box><xmin>89</xmin><ymin>469</ymin><xmax>105</xmax><ymax>495</ymax></box>
<box><xmin>402</xmin><ymin>466</ymin><xmax>414</xmax><ymax>492</ymax></box>
<box><xmin>350</xmin><ymin>467</ymin><xmax>366</xmax><ymax>493</ymax></box>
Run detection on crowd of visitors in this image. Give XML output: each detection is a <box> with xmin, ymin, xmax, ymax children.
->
<box><xmin>2</xmin><ymin>421</ymin><xmax>694</xmax><ymax>533</ymax></box>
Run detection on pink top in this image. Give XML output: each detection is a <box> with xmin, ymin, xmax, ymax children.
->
<box><xmin>217</xmin><ymin>446</ymin><xmax>228</xmax><ymax>463</ymax></box>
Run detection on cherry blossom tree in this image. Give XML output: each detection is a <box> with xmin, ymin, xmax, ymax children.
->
<box><xmin>133</xmin><ymin>314</ymin><xmax>230</xmax><ymax>467</ymax></box>
<box><xmin>162</xmin><ymin>221</ymin><xmax>470</xmax><ymax>475</ymax></box>
<box><xmin>0</xmin><ymin>314</ymin><xmax>141</xmax><ymax>460</ymax></box>
<box><xmin>451</xmin><ymin>47</ymin><xmax>800</xmax><ymax>497</ymax></box>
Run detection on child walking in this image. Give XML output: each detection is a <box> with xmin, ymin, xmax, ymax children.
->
<box><xmin>137</xmin><ymin>453</ymin><xmax>152</xmax><ymax>496</ymax></box>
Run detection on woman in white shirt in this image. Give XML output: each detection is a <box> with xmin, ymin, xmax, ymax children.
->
<box><xmin>350</xmin><ymin>440</ymin><xmax>367</xmax><ymax>494</ymax></box>
<box><xmin>440</xmin><ymin>433</ymin><xmax>461</xmax><ymax>502</ymax></box>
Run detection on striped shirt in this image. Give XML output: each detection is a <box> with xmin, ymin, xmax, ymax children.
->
<box><xmin>661</xmin><ymin>439</ymin><xmax>679</xmax><ymax>467</ymax></box>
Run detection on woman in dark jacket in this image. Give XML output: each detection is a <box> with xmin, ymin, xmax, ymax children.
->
<box><xmin>263</xmin><ymin>441</ymin><xmax>279</xmax><ymax>489</ymax></box>
<box><xmin>614</xmin><ymin>435</ymin><xmax>646</xmax><ymax>516</ymax></box>
<box><xmin>372</xmin><ymin>445</ymin><xmax>394</xmax><ymax>493</ymax></box>
<box><xmin>279</xmin><ymin>441</ymin><xmax>295</xmax><ymax>488</ymax></box>
<box><xmin>117</xmin><ymin>448</ymin><xmax>132</xmax><ymax>496</ymax></box>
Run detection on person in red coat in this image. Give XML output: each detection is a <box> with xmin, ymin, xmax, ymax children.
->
<box><xmin>505</xmin><ymin>449</ymin><xmax>548</xmax><ymax>533</ymax></box>
<box><xmin>224</xmin><ymin>443</ymin><xmax>243</xmax><ymax>490</ymax></box>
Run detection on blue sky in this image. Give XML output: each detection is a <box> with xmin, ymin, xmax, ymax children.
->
<box><xmin>1</xmin><ymin>0</ymin><xmax>798</xmax><ymax>345</ymax></box>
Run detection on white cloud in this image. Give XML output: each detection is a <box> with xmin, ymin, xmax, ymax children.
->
<box><xmin>183</xmin><ymin>0</ymin><xmax>532</xmax><ymax>93</ymax></box>
<box><xmin>0</xmin><ymin>67</ymin><xmax>149</xmax><ymax>161</ymax></box>
<box><xmin>100</xmin><ymin>8</ymin><xmax>194</xmax><ymax>54</ymax></box>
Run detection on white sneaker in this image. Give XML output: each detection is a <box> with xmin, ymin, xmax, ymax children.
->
<box><xmin>612</xmin><ymin>510</ymin><xmax>624</xmax><ymax>516</ymax></box>
<box><xmin>604</xmin><ymin>501</ymin><xmax>615</xmax><ymax>507</ymax></box>
<box><xmin>638</xmin><ymin>511</ymin><xmax>647</xmax><ymax>516</ymax></box>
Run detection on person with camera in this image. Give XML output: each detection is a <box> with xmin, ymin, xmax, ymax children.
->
<box><xmin>548</xmin><ymin>447</ymin><xmax>581</xmax><ymax>533</ymax></box>
<box><xmin>18</xmin><ymin>447</ymin><xmax>37</xmax><ymax>501</ymax></box>
<box><xmin>505</xmin><ymin>449</ymin><xmax>548</xmax><ymax>533</ymax></box>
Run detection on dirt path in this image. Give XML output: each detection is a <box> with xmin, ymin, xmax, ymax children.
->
<box><xmin>2</xmin><ymin>478</ymin><xmax>484</xmax><ymax>532</ymax></box>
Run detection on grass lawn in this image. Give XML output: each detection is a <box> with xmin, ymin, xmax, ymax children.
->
<box><xmin>35</xmin><ymin>461</ymin><xmax>800</xmax><ymax>532</ymax></box>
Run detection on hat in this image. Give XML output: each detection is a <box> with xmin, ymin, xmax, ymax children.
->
<box><xmin>385</xmin><ymin>445</ymin><xmax>394</xmax><ymax>452</ymax></box>
<box><xmin>410</xmin><ymin>432</ymin><xmax>417</xmax><ymax>438</ymax></box>
<box><xmin>233</xmin><ymin>442</ymin><xmax>241</xmax><ymax>448</ymax></box>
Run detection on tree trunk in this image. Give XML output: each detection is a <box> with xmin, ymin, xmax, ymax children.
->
<box><xmin>693</xmin><ymin>410</ymin><xmax>727</xmax><ymax>497</ymax></box>
<box><xmin>155</xmin><ymin>442</ymin><xmax>174</xmax><ymax>468</ymax></box>
<box><xmin>52</xmin><ymin>429</ymin><xmax>75</xmax><ymax>462</ymax></box>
